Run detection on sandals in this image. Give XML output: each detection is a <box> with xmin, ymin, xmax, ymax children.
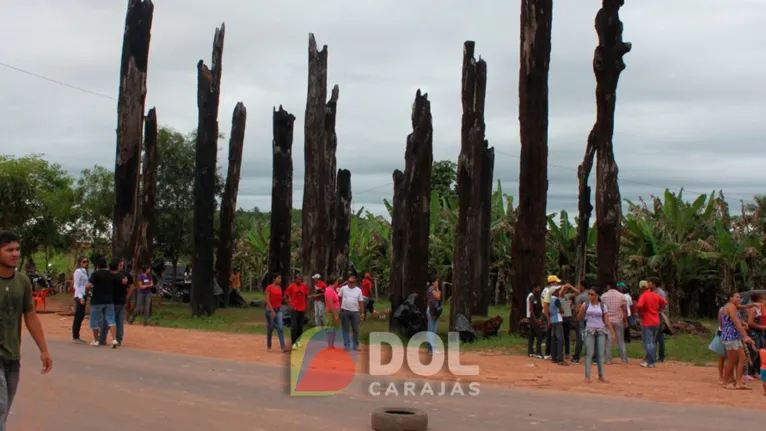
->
<box><xmin>724</xmin><ymin>383</ymin><xmax>751</xmax><ymax>390</ymax></box>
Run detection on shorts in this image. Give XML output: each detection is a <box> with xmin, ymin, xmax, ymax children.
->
<box><xmin>89</xmin><ymin>304</ymin><xmax>116</xmax><ymax>330</ymax></box>
<box><xmin>722</xmin><ymin>339</ymin><xmax>743</xmax><ymax>351</ymax></box>
<box><xmin>761</xmin><ymin>369</ymin><xmax>766</xmax><ymax>382</ymax></box>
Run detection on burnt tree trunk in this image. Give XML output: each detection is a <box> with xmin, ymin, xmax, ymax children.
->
<box><xmin>575</xmin><ymin>135</ymin><xmax>596</xmax><ymax>285</ymax></box>
<box><xmin>593</xmin><ymin>0</ymin><xmax>631</xmax><ymax>284</ymax></box>
<box><xmin>388</xmin><ymin>170</ymin><xmax>406</xmax><ymax>332</ymax></box>
<box><xmin>216</xmin><ymin>102</ymin><xmax>247</xmax><ymax>305</ymax></box>
<box><xmin>333</xmin><ymin>169</ymin><xmax>352</xmax><ymax>277</ymax></box>
<box><xmin>510</xmin><ymin>0</ymin><xmax>553</xmax><ymax>333</ymax></box>
<box><xmin>112</xmin><ymin>0</ymin><xmax>153</xmax><ymax>258</ymax></box>
<box><xmin>192</xmin><ymin>24</ymin><xmax>225</xmax><ymax>317</ymax></box>
<box><xmin>132</xmin><ymin>107</ymin><xmax>158</xmax><ymax>279</ymax></box>
<box><xmin>451</xmin><ymin>41</ymin><xmax>490</xmax><ymax>329</ymax></box>
<box><xmin>269</xmin><ymin>106</ymin><xmax>296</xmax><ymax>289</ymax></box>
<box><xmin>323</xmin><ymin>91</ymin><xmax>340</xmax><ymax>280</ymax></box>
<box><xmin>476</xmin><ymin>147</ymin><xmax>495</xmax><ymax>316</ymax></box>
<box><xmin>301</xmin><ymin>33</ymin><xmax>340</xmax><ymax>280</ymax></box>
<box><xmin>401</xmin><ymin>90</ymin><xmax>433</xmax><ymax>314</ymax></box>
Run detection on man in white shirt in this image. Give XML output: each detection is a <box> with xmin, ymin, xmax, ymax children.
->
<box><xmin>72</xmin><ymin>257</ymin><xmax>90</xmax><ymax>343</ymax></box>
<box><xmin>619</xmin><ymin>282</ymin><xmax>634</xmax><ymax>343</ymax></box>
<box><xmin>338</xmin><ymin>275</ymin><xmax>365</xmax><ymax>351</ymax></box>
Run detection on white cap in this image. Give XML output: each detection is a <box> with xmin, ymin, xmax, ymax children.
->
<box><xmin>312</xmin><ymin>274</ymin><xmax>321</xmax><ymax>279</ymax></box>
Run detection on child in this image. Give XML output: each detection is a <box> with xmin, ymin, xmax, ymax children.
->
<box><xmin>760</xmin><ymin>348</ymin><xmax>766</xmax><ymax>396</ymax></box>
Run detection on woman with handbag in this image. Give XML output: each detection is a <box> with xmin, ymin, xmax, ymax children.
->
<box><xmin>426</xmin><ymin>278</ymin><xmax>442</xmax><ymax>355</ymax></box>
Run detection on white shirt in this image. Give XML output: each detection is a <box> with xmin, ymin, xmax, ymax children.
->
<box><xmin>73</xmin><ymin>267</ymin><xmax>89</xmax><ymax>299</ymax></box>
<box><xmin>526</xmin><ymin>292</ymin><xmax>533</xmax><ymax>318</ymax></box>
<box><xmin>624</xmin><ymin>293</ymin><xmax>633</xmax><ymax>317</ymax></box>
<box><xmin>339</xmin><ymin>285</ymin><xmax>364</xmax><ymax>312</ymax></box>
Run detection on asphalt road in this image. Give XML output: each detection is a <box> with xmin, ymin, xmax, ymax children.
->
<box><xmin>7</xmin><ymin>337</ymin><xmax>766</xmax><ymax>430</ymax></box>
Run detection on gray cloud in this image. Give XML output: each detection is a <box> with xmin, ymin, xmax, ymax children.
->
<box><xmin>2</xmin><ymin>0</ymin><xmax>764</xmax><ymax>221</ymax></box>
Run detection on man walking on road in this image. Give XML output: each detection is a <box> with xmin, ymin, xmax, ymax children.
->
<box><xmin>601</xmin><ymin>281</ymin><xmax>629</xmax><ymax>364</ymax></box>
<box><xmin>285</xmin><ymin>274</ymin><xmax>309</xmax><ymax>349</ymax></box>
<box><xmin>338</xmin><ymin>275</ymin><xmax>365</xmax><ymax>351</ymax></box>
<box><xmin>0</xmin><ymin>231</ymin><xmax>53</xmax><ymax>429</ymax></box>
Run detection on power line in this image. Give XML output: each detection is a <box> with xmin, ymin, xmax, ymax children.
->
<box><xmin>0</xmin><ymin>60</ymin><xmax>116</xmax><ymax>101</ymax></box>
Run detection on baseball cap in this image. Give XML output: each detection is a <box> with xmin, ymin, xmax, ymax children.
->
<box><xmin>547</xmin><ymin>275</ymin><xmax>561</xmax><ymax>284</ymax></box>
<box><xmin>616</xmin><ymin>282</ymin><xmax>627</xmax><ymax>288</ymax></box>
<box><xmin>639</xmin><ymin>280</ymin><xmax>649</xmax><ymax>289</ymax></box>
<box><xmin>311</xmin><ymin>274</ymin><xmax>321</xmax><ymax>279</ymax></box>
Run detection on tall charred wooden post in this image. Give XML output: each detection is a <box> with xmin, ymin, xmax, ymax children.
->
<box><xmin>192</xmin><ymin>24</ymin><xmax>225</xmax><ymax>317</ymax></box>
<box><xmin>388</xmin><ymin>170</ymin><xmax>406</xmax><ymax>332</ymax></box>
<box><xmin>269</xmin><ymin>106</ymin><xmax>296</xmax><ymax>288</ymax></box>
<box><xmin>401</xmin><ymin>90</ymin><xmax>433</xmax><ymax>314</ymax></box>
<box><xmin>451</xmin><ymin>42</ymin><xmax>491</xmax><ymax>328</ymax></box>
<box><xmin>510</xmin><ymin>0</ymin><xmax>553</xmax><ymax>333</ymax></box>
<box><xmin>333</xmin><ymin>169</ymin><xmax>352</xmax><ymax>277</ymax></box>
<box><xmin>216</xmin><ymin>102</ymin><xmax>247</xmax><ymax>304</ymax></box>
<box><xmin>476</xmin><ymin>147</ymin><xmax>495</xmax><ymax>316</ymax></box>
<box><xmin>113</xmin><ymin>0</ymin><xmax>153</xmax><ymax>258</ymax></box>
<box><xmin>324</xmin><ymin>89</ymin><xmax>340</xmax><ymax>279</ymax></box>
<box><xmin>132</xmin><ymin>108</ymin><xmax>158</xmax><ymax>276</ymax></box>
<box><xmin>301</xmin><ymin>33</ymin><xmax>340</xmax><ymax>280</ymax></box>
<box><xmin>593</xmin><ymin>0</ymin><xmax>630</xmax><ymax>285</ymax></box>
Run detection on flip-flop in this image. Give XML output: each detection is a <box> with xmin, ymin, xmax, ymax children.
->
<box><xmin>735</xmin><ymin>385</ymin><xmax>752</xmax><ymax>390</ymax></box>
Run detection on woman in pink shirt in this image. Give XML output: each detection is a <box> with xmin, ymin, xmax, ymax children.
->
<box><xmin>324</xmin><ymin>277</ymin><xmax>341</xmax><ymax>349</ymax></box>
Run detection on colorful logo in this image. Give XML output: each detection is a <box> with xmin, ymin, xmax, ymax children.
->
<box><xmin>290</xmin><ymin>326</ymin><xmax>359</xmax><ymax>396</ymax></box>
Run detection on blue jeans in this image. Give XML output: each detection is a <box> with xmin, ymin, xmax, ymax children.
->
<box><xmin>90</xmin><ymin>304</ymin><xmax>116</xmax><ymax>330</ymax></box>
<box><xmin>100</xmin><ymin>304</ymin><xmax>125</xmax><ymax>344</ymax></box>
<box><xmin>340</xmin><ymin>309</ymin><xmax>360</xmax><ymax>350</ymax></box>
<box><xmin>265</xmin><ymin>309</ymin><xmax>285</xmax><ymax>350</ymax></box>
<box><xmin>426</xmin><ymin>306</ymin><xmax>440</xmax><ymax>352</ymax></box>
<box><xmin>642</xmin><ymin>325</ymin><xmax>660</xmax><ymax>365</ymax></box>
<box><xmin>0</xmin><ymin>359</ymin><xmax>20</xmax><ymax>429</ymax></box>
<box><xmin>584</xmin><ymin>330</ymin><xmax>606</xmax><ymax>379</ymax></box>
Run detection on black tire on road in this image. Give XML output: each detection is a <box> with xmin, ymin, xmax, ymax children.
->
<box><xmin>371</xmin><ymin>407</ymin><xmax>428</xmax><ymax>431</ymax></box>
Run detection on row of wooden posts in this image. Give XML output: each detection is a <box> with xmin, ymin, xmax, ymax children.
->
<box><xmin>108</xmin><ymin>0</ymin><xmax>631</xmax><ymax>332</ymax></box>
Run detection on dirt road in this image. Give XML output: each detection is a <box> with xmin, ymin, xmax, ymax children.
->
<box><xmin>8</xmin><ymin>336</ymin><xmax>766</xmax><ymax>430</ymax></box>
<box><xmin>32</xmin><ymin>312</ymin><xmax>766</xmax><ymax>409</ymax></box>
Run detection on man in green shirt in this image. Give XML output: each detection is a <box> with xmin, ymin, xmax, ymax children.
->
<box><xmin>0</xmin><ymin>231</ymin><xmax>53</xmax><ymax>429</ymax></box>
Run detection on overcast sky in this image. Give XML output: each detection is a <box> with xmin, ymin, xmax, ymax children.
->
<box><xmin>2</xmin><ymin>0</ymin><xmax>764</xmax><ymax>217</ymax></box>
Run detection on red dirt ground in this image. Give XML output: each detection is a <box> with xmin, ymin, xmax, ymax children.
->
<box><xmin>31</xmin><ymin>309</ymin><xmax>765</xmax><ymax>410</ymax></box>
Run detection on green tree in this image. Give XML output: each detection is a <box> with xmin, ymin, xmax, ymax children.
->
<box><xmin>73</xmin><ymin>165</ymin><xmax>114</xmax><ymax>257</ymax></box>
<box><xmin>431</xmin><ymin>160</ymin><xmax>457</xmax><ymax>199</ymax></box>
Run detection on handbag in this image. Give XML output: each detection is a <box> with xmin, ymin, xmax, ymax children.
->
<box><xmin>429</xmin><ymin>302</ymin><xmax>443</xmax><ymax>319</ymax></box>
<box><xmin>708</xmin><ymin>333</ymin><xmax>725</xmax><ymax>358</ymax></box>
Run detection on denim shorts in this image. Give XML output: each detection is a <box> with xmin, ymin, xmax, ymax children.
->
<box><xmin>90</xmin><ymin>304</ymin><xmax>116</xmax><ymax>330</ymax></box>
<box><xmin>722</xmin><ymin>339</ymin><xmax>743</xmax><ymax>351</ymax></box>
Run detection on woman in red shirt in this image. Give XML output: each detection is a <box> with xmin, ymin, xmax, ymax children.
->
<box><xmin>264</xmin><ymin>274</ymin><xmax>286</xmax><ymax>352</ymax></box>
<box><xmin>285</xmin><ymin>274</ymin><xmax>309</xmax><ymax>349</ymax></box>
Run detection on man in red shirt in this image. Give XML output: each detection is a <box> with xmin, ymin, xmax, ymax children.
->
<box><xmin>636</xmin><ymin>280</ymin><xmax>667</xmax><ymax>368</ymax></box>
<box><xmin>285</xmin><ymin>274</ymin><xmax>309</xmax><ymax>349</ymax></box>
<box><xmin>361</xmin><ymin>273</ymin><xmax>375</xmax><ymax>319</ymax></box>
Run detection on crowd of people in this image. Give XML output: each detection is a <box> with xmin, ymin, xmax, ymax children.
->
<box><xmin>262</xmin><ymin>272</ymin><xmax>376</xmax><ymax>352</ymax></box>
<box><xmin>70</xmin><ymin>255</ymin><xmax>157</xmax><ymax>347</ymax></box>
<box><xmin>526</xmin><ymin>275</ymin><xmax>670</xmax><ymax>383</ymax></box>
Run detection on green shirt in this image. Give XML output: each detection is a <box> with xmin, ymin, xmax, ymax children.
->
<box><xmin>0</xmin><ymin>272</ymin><xmax>34</xmax><ymax>360</ymax></box>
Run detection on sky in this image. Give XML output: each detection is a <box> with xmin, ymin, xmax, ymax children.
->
<box><xmin>2</xmin><ymin>0</ymin><xmax>765</xmax><ymax>218</ymax></box>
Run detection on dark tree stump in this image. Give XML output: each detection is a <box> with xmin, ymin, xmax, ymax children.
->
<box><xmin>510</xmin><ymin>0</ymin><xmax>553</xmax><ymax>333</ymax></box>
<box><xmin>192</xmin><ymin>24</ymin><xmax>225</xmax><ymax>317</ymax></box>
<box><xmin>593</xmin><ymin>0</ymin><xmax>631</xmax><ymax>285</ymax></box>
<box><xmin>401</xmin><ymin>90</ymin><xmax>433</xmax><ymax>313</ymax></box>
<box><xmin>301</xmin><ymin>33</ymin><xmax>340</xmax><ymax>280</ymax></box>
<box><xmin>216</xmin><ymin>102</ymin><xmax>247</xmax><ymax>304</ymax></box>
<box><xmin>476</xmin><ymin>147</ymin><xmax>495</xmax><ymax>316</ymax></box>
<box><xmin>269</xmin><ymin>106</ymin><xmax>296</xmax><ymax>289</ymax></box>
<box><xmin>332</xmin><ymin>169</ymin><xmax>352</xmax><ymax>278</ymax></box>
<box><xmin>388</xmin><ymin>170</ymin><xmax>406</xmax><ymax>332</ymax></box>
<box><xmin>113</xmin><ymin>0</ymin><xmax>153</xmax><ymax>259</ymax></box>
<box><xmin>132</xmin><ymin>107</ymin><xmax>158</xmax><ymax>277</ymax></box>
<box><xmin>451</xmin><ymin>41</ymin><xmax>491</xmax><ymax>328</ymax></box>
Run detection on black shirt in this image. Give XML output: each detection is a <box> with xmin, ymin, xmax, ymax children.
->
<box><xmin>112</xmin><ymin>270</ymin><xmax>132</xmax><ymax>305</ymax></box>
<box><xmin>89</xmin><ymin>269</ymin><xmax>116</xmax><ymax>305</ymax></box>
<box><xmin>529</xmin><ymin>293</ymin><xmax>543</xmax><ymax>320</ymax></box>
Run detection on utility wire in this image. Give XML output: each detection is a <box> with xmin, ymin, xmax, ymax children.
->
<box><xmin>0</xmin><ymin>60</ymin><xmax>756</xmax><ymax>205</ymax></box>
<box><xmin>0</xmin><ymin>60</ymin><xmax>117</xmax><ymax>101</ymax></box>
